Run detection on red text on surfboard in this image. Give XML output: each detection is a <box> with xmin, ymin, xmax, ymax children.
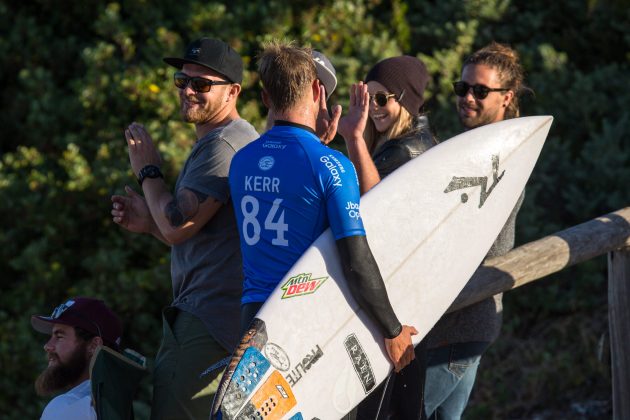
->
<box><xmin>280</xmin><ymin>273</ymin><xmax>328</xmax><ymax>299</ymax></box>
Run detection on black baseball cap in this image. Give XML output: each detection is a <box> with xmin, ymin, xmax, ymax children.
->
<box><xmin>32</xmin><ymin>297</ymin><xmax>123</xmax><ymax>350</ymax></box>
<box><xmin>163</xmin><ymin>38</ymin><xmax>243</xmax><ymax>84</ymax></box>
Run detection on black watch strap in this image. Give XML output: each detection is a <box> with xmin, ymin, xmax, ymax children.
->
<box><xmin>137</xmin><ymin>165</ymin><xmax>163</xmax><ymax>186</ymax></box>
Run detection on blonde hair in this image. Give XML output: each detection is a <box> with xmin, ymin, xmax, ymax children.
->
<box><xmin>257</xmin><ymin>40</ymin><xmax>316</xmax><ymax>113</ymax></box>
<box><xmin>363</xmin><ymin>105</ymin><xmax>414</xmax><ymax>154</ymax></box>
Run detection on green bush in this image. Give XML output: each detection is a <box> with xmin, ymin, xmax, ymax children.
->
<box><xmin>1</xmin><ymin>0</ymin><xmax>628</xmax><ymax>418</ymax></box>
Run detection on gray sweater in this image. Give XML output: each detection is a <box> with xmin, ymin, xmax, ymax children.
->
<box><xmin>425</xmin><ymin>191</ymin><xmax>525</xmax><ymax>348</ymax></box>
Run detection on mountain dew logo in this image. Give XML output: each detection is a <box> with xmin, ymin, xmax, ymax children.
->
<box><xmin>280</xmin><ymin>273</ymin><xmax>328</xmax><ymax>299</ymax></box>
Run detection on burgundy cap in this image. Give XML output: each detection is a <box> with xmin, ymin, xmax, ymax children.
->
<box><xmin>31</xmin><ymin>297</ymin><xmax>123</xmax><ymax>349</ymax></box>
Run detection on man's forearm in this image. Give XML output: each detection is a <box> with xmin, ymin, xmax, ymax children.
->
<box><xmin>140</xmin><ymin>177</ymin><xmax>187</xmax><ymax>245</ymax></box>
<box><xmin>336</xmin><ymin>235</ymin><xmax>402</xmax><ymax>338</ymax></box>
<box><xmin>147</xmin><ymin>218</ymin><xmax>170</xmax><ymax>245</ymax></box>
<box><xmin>140</xmin><ymin>177</ymin><xmax>221</xmax><ymax>245</ymax></box>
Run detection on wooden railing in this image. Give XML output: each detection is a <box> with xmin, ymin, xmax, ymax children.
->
<box><xmin>446</xmin><ymin>207</ymin><xmax>630</xmax><ymax>419</ymax></box>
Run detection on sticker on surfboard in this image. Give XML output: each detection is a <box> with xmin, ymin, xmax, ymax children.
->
<box><xmin>444</xmin><ymin>154</ymin><xmax>505</xmax><ymax>208</ymax></box>
<box><xmin>343</xmin><ymin>334</ymin><xmax>376</xmax><ymax>394</ymax></box>
<box><xmin>215</xmin><ymin>318</ymin><xmax>269</xmax><ymax>420</ymax></box>
<box><xmin>234</xmin><ymin>370</ymin><xmax>297</xmax><ymax>419</ymax></box>
<box><xmin>280</xmin><ymin>273</ymin><xmax>328</xmax><ymax>299</ymax></box>
<box><xmin>221</xmin><ymin>347</ymin><xmax>271</xmax><ymax>419</ymax></box>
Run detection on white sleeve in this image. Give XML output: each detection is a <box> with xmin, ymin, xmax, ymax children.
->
<box><xmin>41</xmin><ymin>394</ymin><xmax>96</xmax><ymax>420</ymax></box>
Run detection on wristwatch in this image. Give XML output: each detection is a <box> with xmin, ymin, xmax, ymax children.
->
<box><xmin>137</xmin><ymin>165</ymin><xmax>163</xmax><ymax>186</ymax></box>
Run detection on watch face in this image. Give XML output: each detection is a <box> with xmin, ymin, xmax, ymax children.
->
<box><xmin>145</xmin><ymin>166</ymin><xmax>160</xmax><ymax>178</ymax></box>
<box><xmin>138</xmin><ymin>165</ymin><xmax>163</xmax><ymax>185</ymax></box>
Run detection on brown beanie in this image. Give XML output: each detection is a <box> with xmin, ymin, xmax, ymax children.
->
<box><xmin>364</xmin><ymin>55</ymin><xmax>429</xmax><ymax>116</ymax></box>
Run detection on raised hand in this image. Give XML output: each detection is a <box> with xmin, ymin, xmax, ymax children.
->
<box><xmin>111</xmin><ymin>185</ymin><xmax>155</xmax><ymax>234</ymax></box>
<box><xmin>125</xmin><ymin>122</ymin><xmax>162</xmax><ymax>176</ymax></box>
<box><xmin>316</xmin><ymin>84</ymin><xmax>342</xmax><ymax>145</ymax></box>
<box><xmin>337</xmin><ymin>82</ymin><xmax>370</xmax><ymax>143</ymax></box>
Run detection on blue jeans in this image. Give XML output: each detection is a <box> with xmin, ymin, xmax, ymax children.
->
<box><xmin>424</xmin><ymin>342</ymin><xmax>487</xmax><ymax>420</ymax></box>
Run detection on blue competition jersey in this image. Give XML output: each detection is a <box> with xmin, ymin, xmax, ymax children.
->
<box><xmin>229</xmin><ymin>123</ymin><xmax>366</xmax><ymax>304</ymax></box>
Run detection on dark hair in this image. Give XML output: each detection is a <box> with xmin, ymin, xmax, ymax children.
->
<box><xmin>463</xmin><ymin>42</ymin><xmax>530</xmax><ymax>119</ymax></box>
<box><xmin>257</xmin><ymin>40</ymin><xmax>317</xmax><ymax>113</ymax></box>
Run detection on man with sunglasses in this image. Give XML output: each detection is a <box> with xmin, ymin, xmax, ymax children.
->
<box><xmin>453</xmin><ymin>45</ymin><xmax>522</xmax><ymax>129</ymax></box>
<box><xmin>111</xmin><ymin>38</ymin><xmax>258</xmax><ymax>419</ymax></box>
<box><xmin>422</xmin><ymin>42</ymin><xmax>527</xmax><ymax>419</ymax></box>
<box><xmin>32</xmin><ymin>297</ymin><xmax>123</xmax><ymax>420</ymax></box>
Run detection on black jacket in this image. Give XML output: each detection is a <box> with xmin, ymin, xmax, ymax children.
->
<box><xmin>372</xmin><ymin>115</ymin><xmax>437</xmax><ymax>179</ymax></box>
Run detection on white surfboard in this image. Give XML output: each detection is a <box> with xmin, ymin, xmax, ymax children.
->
<box><xmin>212</xmin><ymin>116</ymin><xmax>553</xmax><ymax>419</ymax></box>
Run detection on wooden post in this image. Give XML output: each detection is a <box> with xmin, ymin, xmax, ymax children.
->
<box><xmin>609</xmin><ymin>247</ymin><xmax>630</xmax><ymax>420</ymax></box>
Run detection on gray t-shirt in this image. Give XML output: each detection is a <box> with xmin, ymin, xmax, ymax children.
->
<box><xmin>170</xmin><ymin>118</ymin><xmax>258</xmax><ymax>351</ymax></box>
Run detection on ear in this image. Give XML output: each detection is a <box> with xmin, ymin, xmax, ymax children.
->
<box><xmin>311</xmin><ymin>79</ymin><xmax>321</xmax><ymax>104</ymax></box>
<box><xmin>88</xmin><ymin>336</ymin><xmax>103</xmax><ymax>354</ymax></box>
<box><xmin>261</xmin><ymin>89</ymin><xmax>271</xmax><ymax>109</ymax></box>
<box><xmin>227</xmin><ymin>83</ymin><xmax>241</xmax><ymax>101</ymax></box>
<box><xmin>502</xmin><ymin>90</ymin><xmax>515</xmax><ymax>108</ymax></box>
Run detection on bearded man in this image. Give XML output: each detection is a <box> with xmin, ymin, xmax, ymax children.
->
<box><xmin>110</xmin><ymin>38</ymin><xmax>258</xmax><ymax>419</ymax></box>
<box><xmin>422</xmin><ymin>42</ymin><xmax>528</xmax><ymax>419</ymax></box>
<box><xmin>32</xmin><ymin>297</ymin><xmax>123</xmax><ymax>419</ymax></box>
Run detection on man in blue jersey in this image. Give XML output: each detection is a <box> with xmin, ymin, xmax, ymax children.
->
<box><xmin>229</xmin><ymin>40</ymin><xmax>417</xmax><ymax>375</ymax></box>
<box><xmin>265</xmin><ymin>49</ymin><xmax>341</xmax><ymax>144</ymax></box>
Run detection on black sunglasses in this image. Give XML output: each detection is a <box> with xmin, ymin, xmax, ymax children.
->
<box><xmin>174</xmin><ymin>72</ymin><xmax>231</xmax><ymax>93</ymax></box>
<box><xmin>453</xmin><ymin>81</ymin><xmax>509</xmax><ymax>100</ymax></box>
<box><xmin>369</xmin><ymin>90</ymin><xmax>405</xmax><ymax>107</ymax></box>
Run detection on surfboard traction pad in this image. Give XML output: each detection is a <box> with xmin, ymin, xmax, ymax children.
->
<box><xmin>214</xmin><ymin>318</ymin><xmax>302</xmax><ymax>420</ymax></box>
<box><xmin>233</xmin><ymin>370</ymin><xmax>297</xmax><ymax>419</ymax></box>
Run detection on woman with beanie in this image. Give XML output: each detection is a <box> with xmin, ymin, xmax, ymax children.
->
<box><xmin>338</xmin><ymin>56</ymin><xmax>436</xmax><ymax>419</ymax></box>
<box><xmin>339</xmin><ymin>55</ymin><xmax>437</xmax><ymax>195</ymax></box>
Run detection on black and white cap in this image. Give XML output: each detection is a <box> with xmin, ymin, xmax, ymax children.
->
<box><xmin>312</xmin><ymin>50</ymin><xmax>337</xmax><ymax>100</ymax></box>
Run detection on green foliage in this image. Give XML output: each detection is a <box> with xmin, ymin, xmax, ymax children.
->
<box><xmin>0</xmin><ymin>0</ymin><xmax>628</xmax><ymax>418</ymax></box>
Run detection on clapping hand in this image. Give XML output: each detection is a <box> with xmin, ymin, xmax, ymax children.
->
<box><xmin>111</xmin><ymin>185</ymin><xmax>154</xmax><ymax>234</ymax></box>
<box><xmin>125</xmin><ymin>122</ymin><xmax>162</xmax><ymax>176</ymax></box>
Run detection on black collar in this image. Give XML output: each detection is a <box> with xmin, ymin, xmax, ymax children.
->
<box><xmin>274</xmin><ymin>120</ymin><xmax>317</xmax><ymax>136</ymax></box>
